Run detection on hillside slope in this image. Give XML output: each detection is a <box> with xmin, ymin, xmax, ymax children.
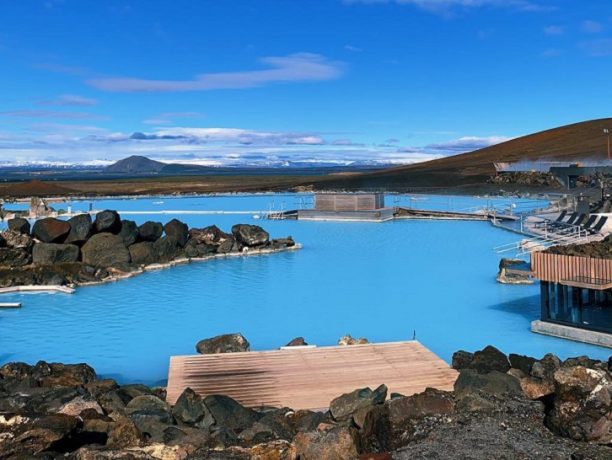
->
<box><xmin>315</xmin><ymin>118</ymin><xmax>612</xmax><ymax>190</ymax></box>
<box><xmin>105</xmin><ymin>155</ymin><xmax>165</xmax><ymax>173</ymax></box>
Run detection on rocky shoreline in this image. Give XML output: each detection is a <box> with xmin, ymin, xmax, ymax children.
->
<box><xmin>0</xmin><ymin>211</ymin><xmax>298</xmax><ymax>289</ymax></box>
<box><xmin>0</xmin><ymin>344</ymin><xmax>609</xmax><ymax>459</ymax></box>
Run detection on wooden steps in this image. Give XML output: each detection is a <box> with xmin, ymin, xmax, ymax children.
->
<box><xmin>167</xmin><ymin>341</ymin><xmax>458</xmax><ymax>410</ymax></box>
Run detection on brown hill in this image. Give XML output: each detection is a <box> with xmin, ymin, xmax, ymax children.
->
<box><xmin>1</xmin><ymin>180</ymin><xmax>75</xmax><ymax>198</ymax></box>
<box><xmin>313</xmin><ymin>118</ymin><xmax>612</xmax><ymax>191</ymax></box>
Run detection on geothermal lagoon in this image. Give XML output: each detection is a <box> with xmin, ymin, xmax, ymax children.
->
<box><xmin>0</xmin><ymin>194</ymin><xmax>609</xmax><ymax>384</ymax></box>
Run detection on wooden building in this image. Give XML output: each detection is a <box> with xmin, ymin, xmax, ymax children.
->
<box><xmin>528</xmin><ymin>251</ymin><xmax>612</xmax><ymax>346</ymax></box>
<box><xmin>314</xmin><ymin>193</ymin><xmax>385</xmax><ymax>212</ymax></box>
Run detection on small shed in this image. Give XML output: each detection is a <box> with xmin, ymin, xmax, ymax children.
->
<box><xmin>314</xmin><ymin>193</ymin><xmax>385</xmax><ymax>212</ymax></box>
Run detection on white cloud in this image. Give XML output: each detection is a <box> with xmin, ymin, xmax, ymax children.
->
<box><xmin>342</xmin><ymin>0</ymin><xmax>550</xmax><ymax>13</ymax></box>
<box><xmin>88</xmin><ymin>53</ymin><xmax>344</xmax><ymax>93</ymax></box>
<box><xmin>143</xmin><ymin>112</ymin><xmax>203</xmax><ymax>125</ymax></box>
<box><xmin>0</xmin><ymin>109</ymin><xmax>104</xmax><ymax>120</ymax></box>
<box><xmin>424</xmin><ymin>135</ymin><xmax>509</xmax><ymax>153</ymax></box>
<box><xmin>581</xmin><ymin>20</ymin><xmax>603</xmax><ymax>34</ymax></box>
<box><xmin>543</xmin><ymin>25</ymin><xmax>564</xmax><ymax>36</ymax></box>
<box><xmin>39</xmin><ymin>94</ymin><xmax>97</xmax><ymax>106</ymax></box>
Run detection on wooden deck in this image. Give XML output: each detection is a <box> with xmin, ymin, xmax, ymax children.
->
<box><xmin>166</xmin><ymin>341</ymin><xmax>458</xmax><ymax>410</ymax></box>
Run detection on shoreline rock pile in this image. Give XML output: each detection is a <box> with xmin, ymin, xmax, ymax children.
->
<box><xmin>487</xmin><ymin>171</ymin><xmax>560</xmax><ymax>187</ymax></box>
<box><xmin>0</xmin><ymin>344</ymin><xmax>609</xmax><ymax>459</ymax></box>
<box><xmin>0</xmin><ymin>212</ymin><xmax>296</xmax><ymax>288</ymax></box>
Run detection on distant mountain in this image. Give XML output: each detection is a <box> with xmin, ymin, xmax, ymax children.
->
<box><xmin>105</xmin><ymin>155</ymin><xmax>166</xmax><ymax>174</ymax></box>
<box><xmin>314</xmin><ymin>118</ymin><xmax>612</xmax><ymax>190</ymax></box>
<box><xmin>104</xmin><ymin>155</ymin><xmax>166</xmax><ymax>174</ymax></box>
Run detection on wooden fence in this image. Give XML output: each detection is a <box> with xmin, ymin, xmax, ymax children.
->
<box><xmin>531</xmin><ymin>252</ymin><xmax>612</xmax><ymax>289</ymax></box>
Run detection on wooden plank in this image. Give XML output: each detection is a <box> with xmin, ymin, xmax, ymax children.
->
<box><xmin>531</xmin><ymin>252</ymin><xmax>612</xmax><ymax>286</ymax></box>
<box><xmin>166</xmin><ymin>341</ymin><xmax>458</xmax><ymax>410</ymax></box>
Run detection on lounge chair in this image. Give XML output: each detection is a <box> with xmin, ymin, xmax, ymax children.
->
<box><xmin>581</xmin><ymin>215</ymin><xmax>598</xmax><ymax>231</ymax></box>
<box><xmin>589</xmin><ymin>216</ymin><xmax>608</xmax><ymax>235</ymax></box>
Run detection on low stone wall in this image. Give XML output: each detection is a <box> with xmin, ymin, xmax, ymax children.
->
<box><xmin>532</xmin><ymin>320</ymin><xmax>612</xmax><ymax>348</ymax></box>
<box><xmin>0</xmin><ymin>345</ymin><xmax>609</xmax><ymax>459</ymax></box>
<box><xmin>0</xmin><ymin>211</ymin><xmax>298</xmax><ymax>289</ymax></box>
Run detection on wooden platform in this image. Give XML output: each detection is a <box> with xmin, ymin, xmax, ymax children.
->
<box><xmin>166</xmin><ymin>341</ymin><xmax>458</xmax><ymax>410</ymax></box>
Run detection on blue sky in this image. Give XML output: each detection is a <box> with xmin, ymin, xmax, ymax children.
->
<box><xmin>1</xmin><ymin>0</ymin><xmax>611</xmax><ymax>166</ymax></box>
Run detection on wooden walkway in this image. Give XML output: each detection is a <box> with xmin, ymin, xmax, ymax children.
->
<box><xmin>166</xmin><ymin>341</ymin><xmax>458</xmax><ymax>410</ymax></box>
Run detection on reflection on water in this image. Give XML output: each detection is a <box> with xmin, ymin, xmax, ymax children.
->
<box><xmin>0</xmin><ymin>194</ymin><xmax>608</xmax><ymax>384</ymax></box>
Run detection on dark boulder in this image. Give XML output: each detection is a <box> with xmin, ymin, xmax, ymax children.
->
<box><xmin>509</xmin><ymin>353</ymin><xmax>537</xmax><ymax>375</ymax></box>
<box><xmin>451</xmin><ymin>350</ymin><xmax>474</xmax><ymax>370</ymax></box>
<box><xmin>196</xmin><ymin>333</ymin><xmax>250</xmax><ymax>354</ymax></box>
<box><xmin>164</xmin><ymin>219</ymin><xmax>189</xmax><ymax>247</ymax></box>
<box><xmin>329</xmin><ymin>384</ymin><xmax>387</xmax><ymax>422</ymax></box>
<box><xmin>0</xmin><ymin>413</ymin><xmax>80</xmax><ymax>458</ymax></box>
<box><xmin>294</xmin><ymin>425</ymin><xmax>361</xmax><ymax>460</ymax></box>
<box><xmin>231</xmin><ymin>224</ymin><xmax>269</xmax><ymax>247</ymax></box>
<box><xmin>285</xmin><ymin>337</ymin><xmax>308</xmax><ymax>346</ymax></box>
<box><xmin>94</xmin><ymin>210</ymin><xmax>122</xmax><ymax>234</ymax></box>
<box><xmin>547</xmin><ymin>366</ymin><xmax>612</xmax><ymax>443</ymax></box>
<box><xmin>8</xmin><ymin>217</ymin><xmax>30</xmax><ymax>234</ymax></box>
<box><xmin>32</xmin><ymin>243</ymin><xmax>80</xmax><ymax>265</ymax></box>
<box><xmin>386</xmin><ymin>388</ymin><xmax>455</xmax><ymax>426</ymax></box>
<box><xmin>32</xmin><ymin>361</ymin><xmax>97</xmax><ymax>387</ymax></box>
<box><xmin>238</xmin><ymin>409</ymin><xmax>295</xmax><ymax>445</ymax></box>
<box><xmin>530</xmin><ymin>353</ymin><xmax>561</xmax><ymax>381</ymax></box>
<box><xmin>82</xmin><ymin>233</ymin><xmax>131</xmax><ymax>267</ymax></box>
<box><xmin>129</xmin><ymin>241</ymin><xmax>158</xmax><ymax>265</ymax></box>
<box><xmin>152</xmin><ymin>236</ymin><xmax>183</xmax><ymax>262</ymax></box>
<box><xmin>184</xmin><ymin>239</ymin><xmax>218</xmax><ymax>259</ymax></box>
<box><xmin>454</xmin><ymin>369</ymin><xmax>523</xmax><ymax>397</ymax></box>
<box><xmin>468</xmin><ymin>345</ymin><xmax>510</xmax><ymax>374</ymax></box>
<box><xmin>125</xmin><ymin>395</ymin><xmax>173</xmax><ymax>424</ymax></box>
<box><xmin>189</xmin><ymin>225</ymin><xmax>230</xmax><ymax>245</ymax></box>
<box><xmin>137</xmin><ymin>221</ymin><xmax>163</xmax><ymax>242</ymax></box>
<box><xmin>32</xmin><ymin>217</ymin><xmax>71</xmax><ymax>243</ymax></box>
<box><xmin>289</xmin><ymin>410</ymin><xmax>328</xmax><ymax>433</ymax></box>
<box><xmin>203</xmin><ymin>394</ymin><xmax>260</xmax><ymax>433</ymax></box>
<box><xmin>65</xmin><ymin>214</ymin><xmax>93</xmax><ymax>245</ymax></box>
<box><xmin>217</xmin><ymin>235</ymin><xmax>238</xmax><ymax>254</ymax></box>
<box><xmin>2</xmin><ymin>229</ymin><xmax>33</xmax><ymax>250</ymax></box>
<box><xmin>118</xmin><ymin>220</ymin><xmax>139</xmax><ymax>246</ymax></box>
<box><xmin>0</xmin><ymin>247</ymin><xmax>31</xmax><ymax>267</ymax></box>
<box><xmin>106</xmin><ymin>416</ymin><xmax>143</xmax><ymax>449</ymax></box>
<box><xmin>172</xmin><ymin>387</ymin><xmax>215</xmax><ymax>430</ymax></box>
<box><xmin>270</xmin><ymin>237</ymin><xmax>296</xmax><ymax>249</ymax></box>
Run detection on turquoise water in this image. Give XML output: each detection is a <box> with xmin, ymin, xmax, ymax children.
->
<box><xmin>0</xmin><ymin>194</ymin><xmax>608</xmax><ymax>384</ymax></box>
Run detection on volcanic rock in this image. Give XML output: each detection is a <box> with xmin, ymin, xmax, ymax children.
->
<box><xmin>285</xmin><ymin>337</ymin><xmax>308</xmax><ymax>347</ymax></box>
<box><xmin>0</xmin><ymin>247</ymin><xmax>31</xmax><ymax>267</ymax></box>
<box><xmin>204</xmin><ymin>394</ymin><xmax>260</xmax><ymax>433</ymax></box>
<box><xmin>94</xmin><ymin>210</ymin><xmax>122</xmax><ymax>234</ymax></box>
<box><xmin>338</xmin><ymin>334</ymin><xmax>369</xmax><ymax>346</ymax></box>
<box><xmin>547</xmin><ymin>366</ymin><xmax>612</xmax><ymax>443</ymax></box>
<box><xmin>451</xmin><ymin>350</ymin><xmax>474</xmax><ymax>370</ymax></box>
<box><xmin>137</xmin><ymin>221</ymin><xmax>163</xmax><ymax>242</ymax></box>
<box><xmin>454</xmin><ymin>369</ymin><xmax>523</xmax><ymax>397</ymax></box>
<box><xmin>330</xmin><ymin>384</ymin><xmax>387</xmax><ymax>422</ymax></box>
<box><xmin>164</xmin><ymin>219</ymin><xmax>189</xmax><ymax>247</ymax></box>
<box><xmin>128</xmin><ymin>242</ymin><xmax>157</xmax><ymax>266</ymax></box>
<box><xmin>2</xmin><ymin>230</ymin><xmax>33</xmax><ymax>250</ymax></box>
<box><xmin>65</xmin><ymin>214</ymin><xmax>93</xmax><ymax>245</ymax></box>
<box><xmin>196</xmin><ymin>333</ymin><xmax>250</xmax><ymax>354</ymax></box>
<box><xmin>294</xmin><ymin>425</ymin><xmax>361</xmax><ymax>460</ymax></box>
<box><xmin>468</xmin><ymin>345</ymin><xmax>510</xmax><ymax>374</ymax></box>
<box><xmin>32</xmin><ymin>243</ymin><xmax>80</xmax><ymax>265</ymax></box>
<box><xmin>152</xmin><ymin>236</ymin><xmax>182</xmax><ymax>262</ymax></box>
<box><xmin>231</xmin><ymin>224</ymin><xmax>269</xmax><ymax>247</ymax></box>
<box><xmin>118</xmin><ymin>220</ymin><xmax>138</xmax><ymax>246</ymax></box>
<box><xmin>7</xmin><ymin>217</ymin><xmax>30</xmax><ymax>234</ymax></box>
<box><xmin>125</xmin><ymin>395</ymin><xmax>173</xmax><ymax>424</ymax></box>
<box><xmin>172</xmin><ymin>388</ymin><xmax>215</xmax><ymax>430</ymax></box>
<box><xmin>189</xmin><ymin>225</ymin><xmax>230</xmax><ymax>245</ymax></box>
<box><xmin>82</xmin><ymin>233</ymin><xmax>131</xmax><ymax>267</ymax></box>
<box><xmin>32</xmin><ymin>217</ymin><xmax>71</xmax><ymax>243</ymax></box>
